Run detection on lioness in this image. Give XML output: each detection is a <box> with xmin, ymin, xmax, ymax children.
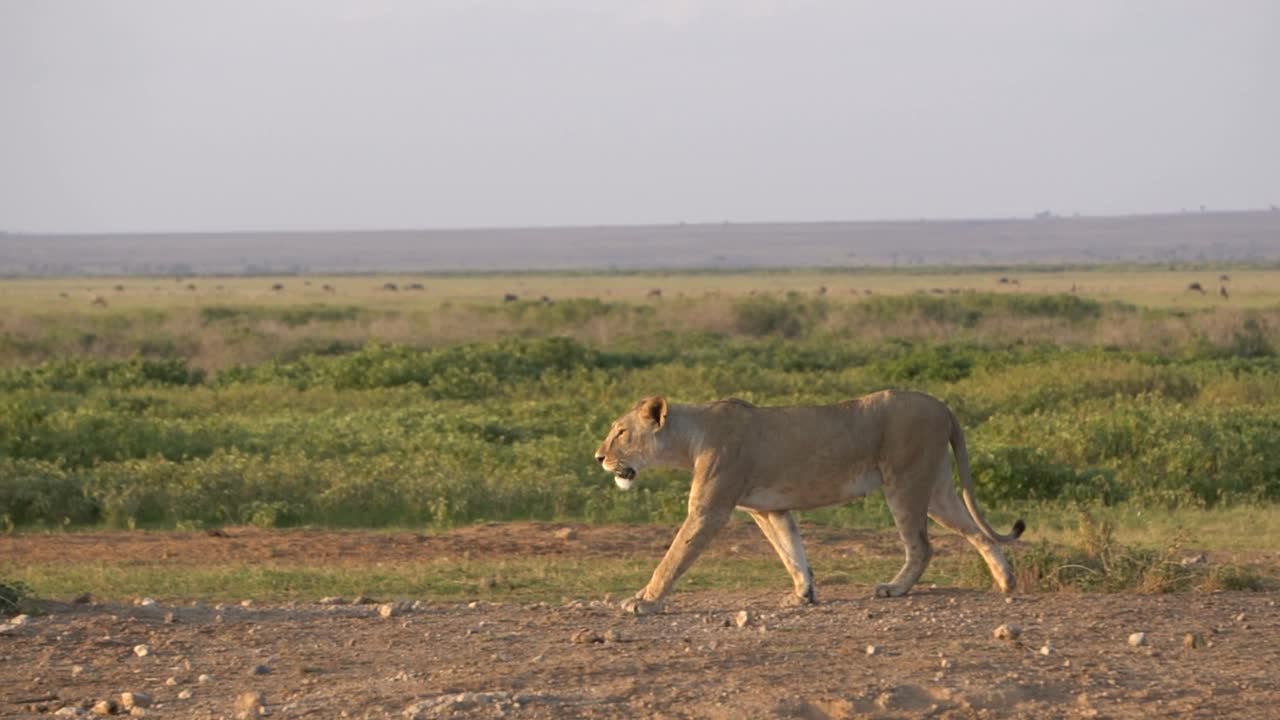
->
<box><xmin>595</xmin><ymin>391</ymin><xmax>1024</xmax><ymax>615</ymax></box>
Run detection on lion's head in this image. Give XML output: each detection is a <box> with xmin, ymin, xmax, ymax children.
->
<box><xmin>595</xmin><ymin>396</ymin><xmax>669</xmax><ymax>490</ymax></box>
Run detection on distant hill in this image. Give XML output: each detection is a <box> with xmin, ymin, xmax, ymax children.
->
<box><xmin>3</xmin><ymin>210</ymin><xmax>1278</xmax><ymax>276</ymax></box>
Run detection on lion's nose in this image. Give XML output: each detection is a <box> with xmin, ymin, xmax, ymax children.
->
<box><xmin>595</xmin><ymin>454</ymin><xmax>606</xmax><ymax>463</ymax></box>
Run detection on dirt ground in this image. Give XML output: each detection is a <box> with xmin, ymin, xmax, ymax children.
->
<box><xmin>2</xmin><ymin>526</ymin><xmax>1279</xmax><ymax>719</ymax></box>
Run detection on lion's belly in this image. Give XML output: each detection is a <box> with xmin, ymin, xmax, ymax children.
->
<box><xmin>736</xmin><ymin>469</ymin><xmax>883</xmax><ymax>512</ymax></box>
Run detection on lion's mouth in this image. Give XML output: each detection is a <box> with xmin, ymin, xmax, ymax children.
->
<box><xmin>615</xmin><ymin>467</ymin><xmax>636</xmax><ymax>481</ymax></box>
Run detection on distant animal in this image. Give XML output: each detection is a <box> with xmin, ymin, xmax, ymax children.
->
<box><xmin>406</xmin><ymin>283</ymin><xmax>425</xmax><ymax>291</ymax></box>
<box><xmin>1220</xmin><ymin>285</ymin><xmax>1229</xmax><ymax>299</ymax></box>
<box><xmin>594</xmin><ymin>392</ymin><xmax>1024</xmax><ymax>615</ymax></box>
<box><xmin>114</xmin><ymin>284</ymin><xmax>125</xmax><ymax>292</ymax></box>
<box><xmin>1070</xmin><ymin>284</ymin><xmax>1077</xmax><ymax>293</ymax></box>
<box><xmin>1187</xmin><ymin>282</ymin><xmax>1205</xmax><ymax>294</ymax></box>
<box><xmin>1010</xmin><ymin>279</ymin><xmax>1020</xmax><ymax>287</ymax></box>
<box><xmin>998</xmin><ymin>277</ymin><xmax>1010</xmax><ymax>284</ymax></box>
<box><xmin>322</xmin><ymin>284</ymin><xmax>336</xmax><ymax>293</ymax></box>
<box><xmin>383</xmin><ymin>282</ymin><xmax>399</xmax><ymax>292</ymax></box>
<box><xmin>90</xmin><ymin>296</ymin><xmax>108</xmax><ymax>307</ymax></box>
<box><xmin>816</xmin><ymin>286</ymin><xmax>827</xmax><ymax>296</ymax></box>
<box><xmin>540</xmin><ymin>295</ymin><xmax>553</xmax><ymax>304</ymax></box>
<box><xmin>59</xmin><ymin>292</ymin><xmax>69</xmax><ymax>299</ymax></box>
<box><xmin>271</xmin><ymin>283</ymin><xmax>285</xmax><ymax>292</ymax></box>
<box><xmin>930</xmin><ymin>288</ymin><xmax>945</xmax><ymax>295</ymax></box>
<box><xmin>304</xmin><ymin>280</ymin><xmax>312</xmax><ymax>286</ymax></box>
<box><xmin>864</xmin><ymin>289</ymin><xmax>873</xmax><ymax>295</ymax></box>
<box><xmin>647</xmin><ymin>288</ymin><xmax>663</xmax><ymax>299</ymax></box>
<box><xmin>503</xmin><ymin>293</ymin><xmax>518</xmax><ymax>302</ymax></box>
<box><xmin>1219</xmin><ymin>274</ymin><xmax>1230</xmax><ymax>282</ymax></box>
<box><xmin>187</xmin><ymin>283</ymin><xmax>197</xmax><ymax>291</ymax></box>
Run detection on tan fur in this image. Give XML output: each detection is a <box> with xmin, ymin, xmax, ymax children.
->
<box><xmin>595</xmin><ymin>391</ymin><xmax>1025</xmax><ymax>615</ymax></box>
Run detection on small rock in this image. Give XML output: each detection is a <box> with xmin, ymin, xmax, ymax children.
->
<box><xmin>73</xmin><ymin>592</ymin><xmax>93</xmax><ymax>604</ymax></box>
<box><xmin>132</xmin><ymin>644</ymin><xmax>151</xmax><ymax>657</ymax></box>
<box><xmin>1179</xmin><ymin>553</ymin><xmax>1206</xmax><ymax>566</ymax></box>
<box><xmin>1184</xmin><ymin>632</ymin><xmax>1206</xmax><ymax>650</ymax></box>
<box><xmin>318</xmin><ymin>596</ymin><xmax>345</xmax><ymax>605</ymax></box>
<box><xmin>72</xmin><ymin>665</ymin><xmax>85</xmax><ymax>677</ymax></box>
<box><xmin>353</xmin><ymin>595</ymin><xmax>377</xmax><ymax>605</ymax></box>
<box><xmin>120</xmin><ymin>692</ymin><xmax>152</xmax><ymax>710</ymax></box>
<box><xmin>467</xmin><ymin>601</ymin><xmax>480</xmax><ymax>609</ymax></box>
<box><xmin>197</xmin><ymin>674</ymin><xmax>213</xmax><ymax>684</ymax></box>
<box><xmin>993</xmin><ymin>623</ymin><xmax>1022</xmax><ymax>641</ymax></box>
<box><xmin>1039</xmin><ymin>643</ymin><xmax>1055</xmax><ymax>656</ymax></box>
<box><xmin>129</xmin><ymin>708</ymin><xmax>146</xmax><ymax>717</ymax></box>
<box><xmin>554</xmin><ymin>527</ymin><xmax>578</xmax><ymax>540</ymax></box>
<box><xmin>135</xmin><ymin>598</ymin><xmax>157</xmax><ymax>607</ymax></box>
<box><xmin>10</xmin><ymin>614</ymin><xmax>31</xmax><ymax>626</ymax></box>
<box><xmin>91</xmin><ymin>699</ymin><xmax>118</xmax><ymax>716</ymax></box>
<box><xmin>250</xmin><ymin>664</ymin><xmax>272</xmax><ymax>676</ymax></box>
<box><xmin>1234</xmin><ymin>612</ymin><xmax>1246</xmax><ymax>623</ymax></box>
<box><xmin>603</xmin><ymin>629</ymin><xmax>622</xmax><ymax>643</ymax></box>
<box><xmin>165</xmin><ymin>677</ymin><xmax>177</xmax><ymax>686</ymax></box>
<box><xmin>240</xmin><ymin>599</ymin><xmax>254</xmax><ymax>608</ymax></box>
<box><xmin>379</xmin><ymin>601</ymin><xmax>411</xmax><ymax>619</ymax></box>
<box><xmin>865</xmin><ymin>644</ymin><xmax>880</xmax><ymax>656</ymax></box>
<box><xmin>177</xmin><ymin>690</ymin><xmax>193</xmax><ymax>700</ymax></box>
<box><xmin>734</xmin><ymin>610</ymin><xmax>751</xmax><ymax>628</ymax></box>
<box><xmin>235</xmin><ymin>691</ymin><xmax>266</xmax><ymax>715</ymax></box>
<box><xmin>1128</xmin><ymin>632</ymin><xmax>1148</xmax><ymax>647</ymax></box>
<box><xmin>571</xmin><ymin>628</ymin><xmax>603</xmax><ymax>644</ymax></box>
<box><xmin>940</xmin><ymin>658</ymin><xmax>954</xmax><ymax>669</ymax></box>
<box><xmin>54</xmin><ymin>707</ymin><xmax>83</xmax><ymax>717</ymax></box>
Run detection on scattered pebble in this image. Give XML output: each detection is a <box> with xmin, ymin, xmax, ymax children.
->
<box><xmin>1185</xmin><ymin>632</ymin><xmax>1207</xmax><ymax>650</ymax></box>
<box><xmin>90</xmin><ymin>699</ymin><xmax>118</xmax><ymax>716</ymax></box>
<box><xmin>318</xmin><ymin>596</ymin><xmax>345</xmax><ymax>605</ymax></box>
<box><xmin>54</xmin><ymin>707</ymin><xmax>82</xmax><ymax>717</ymax></box>
<box><xmin>554</xmin><ymin>527</ymin><xmax>578</xmax><ymax>540</ymax></box>
<box><xmin>164</xmin><ymin>677</ymin><xmax>177</xmax><ymax>686</ymax></box>
<box><xmin>120</xmin><ymin>692</ymin><xmax>152</xmax><ymax>710</ymax></box>
<box><xmin>198</xmin><ymin>674</ymin><xmax>213</xmax><ymax>684</ymax></box>
<box><xmin>250</xmin><ymin>664</ymin><xmax>272</xmax><ymax>676</ymax></box>
<box><xmin>73</xmin><ymin>592</ymin><xmax>93</xmax><ymax>604</ymax></box>
<box><xmin>603</xmin><ymin>629</ymin><xmax>622</xmax><ymax>643</ymax></box>
<box><xmin>135</xmin><ymin>598</ymin><xmax>157</xmax><ymax>607</ymax></box>
<box><xmin>240</xmin><ymin>599</ymin><xmax>254</xmax><ymax>608</ymax></box>
<box><xmin>1128</xmin><ymin>632</ymin><xmax>1148</xmax><ymax>647</ymax></box>
<box><xmin>1234</xmin><ymin>612</ymin><xmax>1247</xmax><ymax>623</ymax></box>
<box><xmin>177</xmin><ymin>689</ymin><xmax>194</xmax><ymax>700</ymax></box>
<box><xmin>940</xmin><ymin>658</ymin><xmax>954</xmax><ymax>669</ymax></box>
<box><xmin>235</xmin><ymin>691</ymin><xmax>267</xmax><ymax>717</ymax></box>
<box><xmin>1040</xmin><ymin>643</ymin><xmax>1055</xmax><ymax>656</ymax></box>
<box><xmin>72</xmin><ymin>665</ymin><xmax>85</xmax><ymax>677</ymax></box>
<box><xmin>993</xmin><ymin>623</ymin><xmax>1022</xmax><ymax>641</ymax></box>
<box><xmin>866</xmin><ymin>644</ymin><xmax>880</xmax><ymax>656</ymax></box>
<box><xmin>132</xmin><ymin>644</ymin><xmax>151</xmax><ymax>657</ymax></box>
<box><xmin>163</xmin><ymin>612</ymin><xmax>176</xmax><ymax>624</ymax></box>
<box><xmin>571</xmin><ymin>628</ymin><xmax>603</xmax><ymax>644</ymax></box>
<box><xmin>734</xmin><ymin>610</ymin><xmax>752</xmax><ymax>628</ymax></box>
<box><xmin>9</xmin><ymin>614</ymin><xmax>31</xmax><ymax>626</ymax></box>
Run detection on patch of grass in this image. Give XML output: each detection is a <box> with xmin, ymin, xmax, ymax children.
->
<box><xmin>960</xmin><ymin>510</ymin><xmax>1268</xmax><ymax>593</ymax></box>
<box><xmin>0</xmin><ymin>578</ymin><xmax>32</xmax><ymax>616</ymax></box>
<box><xmin>0</xmin><ymin>556</ymin><xmax>909</xmax><ymax>604</ymax></box>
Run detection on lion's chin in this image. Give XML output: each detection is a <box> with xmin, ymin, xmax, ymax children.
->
<box><xmin>614</xmin><ymin>475</ymin><xmax>636</xmax><ymax>491</ymax></box>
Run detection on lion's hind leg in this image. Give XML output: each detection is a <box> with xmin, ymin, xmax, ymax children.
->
<box><xmin>748</xmin><ymin>510</ymin><xmax>816</xmax><ymax>606</ymax></box>
<box><xmin>927</xmin><ymin>458</ymin><xmax>1016</xmax><ymax>593</ymax></box>
<box><xmin>877</xmin><ymin>470</ymin><xmax>934</xmax><ymax>598</ymax></box>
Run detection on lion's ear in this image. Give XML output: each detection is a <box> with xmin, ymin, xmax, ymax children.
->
<box><xmin>642</xmin><ymin>396</ymin><xmax>668</xmax><ymax>428</ymax></box>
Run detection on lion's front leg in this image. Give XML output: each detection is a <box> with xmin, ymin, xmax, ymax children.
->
<box><xmin>623</xmin><ymin>506</ymin><xmax>733</xmax><ymax>615</ymax></box>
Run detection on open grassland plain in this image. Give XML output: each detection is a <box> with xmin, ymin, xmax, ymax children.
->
<box><xmin>3</xmin><ymin>267</ymin><xmax>1280</xmax><ymax>717</ymax></box>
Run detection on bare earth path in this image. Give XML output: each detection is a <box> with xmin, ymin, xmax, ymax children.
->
<box><xmin>2</xmin><ymin>526</ymin><xmax>1278</xmax><ymax>719</ymax></box>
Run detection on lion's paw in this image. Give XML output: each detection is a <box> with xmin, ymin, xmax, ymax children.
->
<box><xmin>620</xmin><ymin>596</ymin><xmax>663</xmax><ymax>616</ymax></box>
<box><xmin>873</xmin><ymin>583</ymin><xmax>908</xmax><ymax>599</ymax></box>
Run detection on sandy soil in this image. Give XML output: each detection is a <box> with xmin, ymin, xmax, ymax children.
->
<box><xmin>2</xmin><ymin>526</ymin><xmax>1278</xmax><ymax>719</ymax></box>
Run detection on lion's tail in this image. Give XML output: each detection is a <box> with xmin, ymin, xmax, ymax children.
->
<box><xmin>948</xmin><ymin>407</ymin><xmax>1026</xmax><ymax>544</ymax></box>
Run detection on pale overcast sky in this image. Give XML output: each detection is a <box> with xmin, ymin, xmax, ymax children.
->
<box><xmin>1</xmin><ymin>0</ymin><xmax>1276</xmax><ymax>233</ymax></box>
